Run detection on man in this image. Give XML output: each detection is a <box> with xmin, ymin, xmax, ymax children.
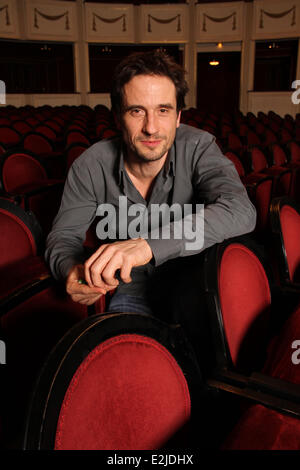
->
<box><xmin>45</xmin><ymin>50</ymin><xmax>256</xmax><ymax>315</ymax></box>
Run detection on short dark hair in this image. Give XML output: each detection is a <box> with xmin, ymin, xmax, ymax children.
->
<box><xmin>110</xmin><ymin>49</ymin><xmax>189</xmax><ymax>117</ymax></box>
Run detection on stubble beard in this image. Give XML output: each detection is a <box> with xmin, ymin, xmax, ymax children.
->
<box><xmin>129</xmin><ymin>136</ymin><xmax>170</xmax><ymax>163</ymax></box>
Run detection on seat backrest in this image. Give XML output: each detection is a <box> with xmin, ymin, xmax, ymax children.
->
<box><xmin>272</xmin><ymin>143</ymin><xmax>287</xmax><ymax>166</ymax></box>
<box><xmin>0</xmin><ymin>198</ymin><xmax>43</xmax><ymax>269</ymax></box>
<box><xmin>227</xmin><ymin>133</ymin><xmax>243</xmax><ymax>153</ymax></box>
<box><xmin>287</xmin><ymin>141</ymin><xmax>300</xmax><ymax>163</ymax></box>
<box><xmin>255</xmin><ymin>121</ymin><xmax>266</xmax><ymax>136</ymax></box>
<box><xmin>12</xmin><ymin>120</ymin><xmax>33</xmax><ymax>135</ymax></box>
<box><xmin>1</xmin><ymin>152</ymin><xmax>48</xmax><ymax>192</ymax></box>
<box><xmin>225</xmin><ymin>151</ymin><xmax>245</xmax><ymax>177</ymax></box>
<box><xmin>247</xmin><ymin>130</ymin><xmax>261</xmax><ymax>147</ymax></box>
<box><xmin>66</xmin><ymin>143</ymin><xmax>88</xmax><ymax>169</ymax></box>
<box><xmin>23</xmin><ymin>132</ymin><xmax>53</xmax><ymax>155</ymax></box>
<box><xmin>264</xmin><ymin>129</ymin><xmax>278</xmax><ymax>146</ymax></box>
<box><xmin>247</xmin><ymin>177</ymin><xmax>273</xmax><ymax>233</ymax></box>
<box><xmin>0</xmin><ymin>117</ymin><xmax>11</xmax><ymax>126</ymax></box>
<box><xmin>212</xmin><ymin>242</ymin><xmax>272</xmax><ymax>372</ymax></box>
<box><xmin>43</xmin><ymin>120</ymin><xmax>61</xmax><ymax>134</ymax></box>
<box><xmin>101</xmin><ymin>128</ymin><xmax>118</xmax><ymax>140</ymax></box>
<box><xmin>0</xmin><ymin>126</ymin><xmax>21</xmax><ymax>147</ymax></box>
<box><xmin>279</xmin><ymin>203</ymin><xmax>300</xmax><ymax>283</ymax></box>
<box><xmin>25</xmin><ymin>117</ymin><xmax>40</xmax><ymax>127</ymax></box>
<box><xmin>23</xmin><ymin>313</ymin><xmax>201</xmax><ymax>450</ymax></box>
<box><xmin>250</xmin><ymin>147</ymin><xmax>268</xmax><ymax>172</ymax></box>
<box><xmin>35</xmin><ymin>125</ymin><xmax>57</xmax><ymax>142</ymax></box>
<box><xmin>238</xmin><ymin>123</ymin><xmax>249</xmax><ymax>137</ymax></box>
<box><xmin>280</xmin><ymin>128</ymin><xmax>292</xmax><ymax>144</ymax></box>
<box><xmin>66</xmin><ymin>131</ymin><xmax>90</xmax><ymax>147</ymax></box>
<box><xmin>0</xmin><ymin>275</ymin><xmax>90</xmax><ymax>447</ymax></box>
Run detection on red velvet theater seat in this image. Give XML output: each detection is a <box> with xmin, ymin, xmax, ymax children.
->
<box><xmin>0</xmin><ymin>197</ymin><xmax>43</xmax><ymax>271</ymax></box>
<box><xmin>221</xmin><ymin>303</ymin><xmax>300</xmax><ymax>450</ymax></box>
<box><xmin>23</xmin><ymin>313</ymin><xmax>202</xmax><ymax>450</ymax></box>
<box><xmin>270</xmin><ymin>197</ymin><xmax>300</xmax><ymax>288</ymax></box>
<box><xmin>225</xmin><ymin>151</ymin><xmax>273</xmax><ymax>235</ymax></box>
<box><xmin>0</xmin><ymin>275</ymin><xmax>94</xmax><ymax>449</ymax></box>
<box><xmin>201</xmin><ymin>238</ymin><xmax>300</xmax><ymax>449</ymax></box>
<box><xmin>286</xmin><ymin>141</ymin><xmax>300</xmax><ymax>164</ymax></box>
<box><xmin>202</xmin><ymin>238</ymin><xmax>300</xmax><ymax>385</ymax></box>
<box><xmin>249</xmin><ymin>146</ymin><xmax>292</xmax><ymax>197</ymax></box>
<box><xmin>221</xmin><ymin>403</ymin><xmax>300</xmax><ymax>450</ymax></box>
<box><xmin>204</xmin><ymin>239</ymin><xmax>273</xmax><ymax>374</ymax></box>
<box><xmin>11</xmin><ymin>120</ymin><xmax>33</xmax><ymax>136</ymax></box>
<box><xmin>269</xmin><ymin>143</ymin><xmax>300</xmax><ymax>202</ymax></box>
<box><xmin>35</xmin><ymin>125</ymin><xmax>58</xmax><ymax>144</ymax></box>
<box><xmin>0</xmin><ymin>126</ymin><xmax>22</xmax><ymax>150</ymax></box>
<box><xmin>0</xmin><ymin>197</ymin><xmax>49</xmax><ymax>302</ymax></box>
<box><xmin>65</xmin><ymin>130</ymin><xmax>90</xmax><ymax>147</ymax></box>
<box><xmin>66</xmin><ymin>142</ymin><xmax>89</xmax><ymax>169</ymax></box>
<box><xmin>22</xmin><ymin>131</ymin><xmax>65</xmax><ymax>178</ymax></box>
<box><xmin>0</xmin><ymin>150</ymin><xmax>64</xmax><ymax>235</ymax></box>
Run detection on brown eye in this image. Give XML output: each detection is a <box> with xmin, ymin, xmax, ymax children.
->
<box><xmin>130</xmin><ymin>109</ymin><xmax>145</xmax><ymax>117</ymax></box>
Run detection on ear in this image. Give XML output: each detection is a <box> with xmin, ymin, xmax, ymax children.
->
<box><xmin>176</xmin><ymin>110</ymin><xmax>181</xmax><ymax>128</ymax></box>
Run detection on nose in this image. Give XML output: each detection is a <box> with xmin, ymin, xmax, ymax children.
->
<box><xmin>142</xmin><ymin>111</ymin><xmax>159</xmax><ymax>136</ymax></box>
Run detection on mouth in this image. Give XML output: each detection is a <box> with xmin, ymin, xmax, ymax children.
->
<box><xmin>139</xmin><ymin>140</ymin><xmax>162</xmax><ymax>148</ymax></box>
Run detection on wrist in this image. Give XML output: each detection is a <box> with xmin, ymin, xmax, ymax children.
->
<box><xmin>139</xmin><ymin>237</ymin><xmax>153</xmax><ymax>263</ymax></box>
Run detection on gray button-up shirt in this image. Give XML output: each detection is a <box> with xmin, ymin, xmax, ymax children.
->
<box><xmin>45</xmin><ymin>124</ymin><xmax>256</xmax><ymax>296</ymax></box>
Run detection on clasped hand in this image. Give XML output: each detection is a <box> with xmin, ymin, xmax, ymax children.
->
<box><xmin>66</xmin><ymin>238</ymin><xmax>153</xmax><ymax>305</ymax></box>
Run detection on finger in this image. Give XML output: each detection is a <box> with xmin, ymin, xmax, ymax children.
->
<box><xmin>67</xmin><ymin>280</ymin><xmax>107</xmax><ymax>296</ymax></box>
<box><xmin>84</xmin><ymin>244</ymin><xmax>110</xmax><ymax>287</ymax></box>
<box><xmin>71</xmin><ymin>293</ymin><xmax>102</xmax><ymax>304</ymax></box>
<box><xmin>100</xmin><ymin>255</ymin><xmax>123</xmax><ymax>286</ymax></box>
<box><xmin>119</xmin><ymin>258</ymin><xmax>133</xmax><ymax>284</ymax></box>
<box><xmin>86</xmin><ymin>246</ymin><xmax>120</xmax><ymax>288</ymax></box>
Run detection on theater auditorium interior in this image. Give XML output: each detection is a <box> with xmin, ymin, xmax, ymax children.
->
<box><xmin>0</xmin><ymin>0</ymin><xmax>300</xmax><ymax>453</ymax></box>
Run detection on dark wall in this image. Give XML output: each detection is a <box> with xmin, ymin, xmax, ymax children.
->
<box><xmin>197</xmin><ymin>51</ymin><xmax>241</xmax><ymax>115</ymax></box>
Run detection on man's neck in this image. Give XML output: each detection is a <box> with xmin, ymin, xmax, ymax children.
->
<box><xmin>124</xmin><ymin>152</ymin><xmax>168</xmax><ymax>201</ymax></box>
<box><xmin>124</xmin><ymin>152</ymin><xmax>167</xmax><ymax>180</ymax></box>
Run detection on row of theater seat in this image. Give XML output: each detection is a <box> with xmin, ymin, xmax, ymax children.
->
<box><xmin>1</xmin><ymin>105</ymin><xmax>300</xmax><ymax>450</ymax></box>
<box><xmin>1</xmin><ymin>194</ymin><xmax>300</xmax><ymax>449</ymax></box>
<box><xmin>0</xmin><ymin>105</ymin><xmax>119</xmax><ymax>236</ymax></box>
<box><xmin>0</xmin><ymin>104</ymin><xmax>118</xmax><ymax>170</ymax></box>
<box><xmin>0</xmin><ymin>105</ymin><xmax>299</xmax><ymax>242</ymax></box>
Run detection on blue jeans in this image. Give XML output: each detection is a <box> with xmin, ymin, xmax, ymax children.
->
<box><xmin>107</xmin><ymin>293</ymin><xmax>154</xmax><ymax>316</ymax></box>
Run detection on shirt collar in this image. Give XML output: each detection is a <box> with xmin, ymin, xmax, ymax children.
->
<box><xmin>117</xmin><ymin>142</ymin><xmax>126</xmax><ymax>187</ymax></box>
<box><xmin>117</xmin><ymin>140</ymin><xmax>176</xmax><ymax>187</ymax></box>
<box><xmin>164</xmin><ymin>144</ymin><xmax>176</xmax><ymax>178</ymax></box>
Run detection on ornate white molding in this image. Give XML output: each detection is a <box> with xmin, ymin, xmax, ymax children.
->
<box><xmin>33</xmin><ymin>8</ymin><xmax>70</xmax><ymax>30</ymax></box>
<box><xmin>0</xmin><ymin>0</ymin><xmax>20</xmax><ymax>38</ymax></box>
<box><xmin>92</xmin><ymin>12</ymin><xmax>127</xmax><ymax>32</ymax></box>
<box><xmin>253</xmin><ymin>0</ymin><xmax>300</xmax><ymax>39</ymax></box>
<box><xmin>147</xmin><ymin>13</ymin><xmax>182</xmax><ymax>33</ymax></box>
<box><xmin>259</xmin><ymin>5</ymin><xmax>296</xmax><ymax>28</ymax></box>
<box><xmin>25</xmin><ymin>1</ymin><xmax>78</xmax><ymax>41</ymax></box>
<box><xmin>0</xmin><ymin>4</ymin><xmax>10</xmax><ymax>25</ymax></box>
<box><xmin>85</xmin><ymin>3</ymin><xmax>134</xmax><ymax>43</ymax></box>
<box><xmin>202</xmin><ymin>12</ymin><xmax>236</xmax><ymax>32</ymax></box>
<box><xmin>195</xmin><ymin>2</ymin><xmax>244</xmax><ymax>42</ymax></box>
<box><xmin>139</xmin><ymin>4</ymin><xmax>188</xmax><ymax>43</ymax></box>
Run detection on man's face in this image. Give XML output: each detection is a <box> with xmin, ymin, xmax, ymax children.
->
<box><xmin>120</xmin><ymin>74</ymin><xmax>181</xmax><ymax>163</ymax></box>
